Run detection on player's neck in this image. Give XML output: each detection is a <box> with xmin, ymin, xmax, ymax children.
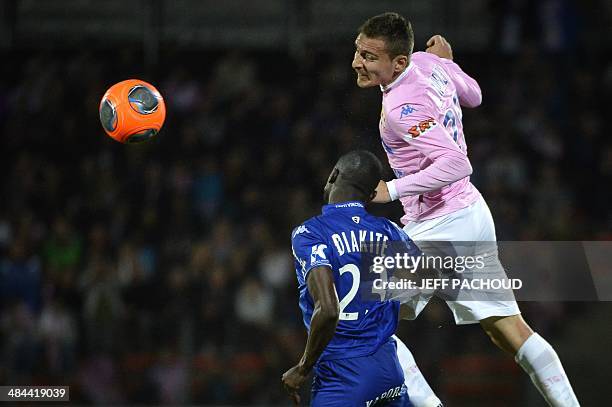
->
<box><xmin>328</xmin><ymin>189</ymin><xmax>366</xmax><ymax>205</ymax></box>
<box><xmin>381</xmin><ymin>64</ymin><xmax>411</xmax><ymax>91</ymax></box>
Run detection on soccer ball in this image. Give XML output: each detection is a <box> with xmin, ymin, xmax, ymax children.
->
<box><xmin>99</xmin><ymin>79</ymin><xmax>166</xmax><ymax>143</ymax></box>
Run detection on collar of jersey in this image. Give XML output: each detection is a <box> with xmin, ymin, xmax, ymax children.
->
<box><xmin>380</xmin><ymin>61</ymin><xmax>415</xmax><ymax>93</ymax></box>
<box><xmin>322</xmin><ymin>201</ymin><xmax>366</xmax><ymax>215</ymax></box>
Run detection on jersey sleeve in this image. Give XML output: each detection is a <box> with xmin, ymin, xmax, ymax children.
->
<box><xmin>385</xmin><ymin>105</ymin><xmax>473</xmax><ymax>199</ymax></box>
<box><xmin>441</xmin><ymin>59</ymin><xmax>482</xmax><ymax>108</ymax></box>
<box><xmin>291</xmin><ymin>223</ymin><xmax>332</xmax><ymax>281</ymax></box>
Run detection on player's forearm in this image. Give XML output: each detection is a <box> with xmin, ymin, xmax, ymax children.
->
<box><xmin>457</xmin><ymin>77</ymin><xmax>482</xmax><ymax>108</ymax></box>
<box><xmin>443</xmin><ymin>60</ymin><xmax>482</xmax><ymax>107</ymax></box>
<box><xmin>388</xmin><ymin>154</ymin><xmax>472</xmax><ymax>199</ymax></box>
<box><xmin>299</xmin><ymin>306</ymin><xmax>339</xmax><ymax>372</ymax></box>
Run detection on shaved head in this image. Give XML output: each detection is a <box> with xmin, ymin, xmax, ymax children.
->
<box><xmin>324</xmin><ymin>150</ymin><xmax>383</xmax><ymax>203</ymax></box>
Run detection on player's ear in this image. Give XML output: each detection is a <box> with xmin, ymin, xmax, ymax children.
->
<box><xmin>393</xmin><ymin>55</ymin><xmax>408</xmax><ymax>73</ymax></box>
<box><xmin>328</xmin><ymin>168</ymin><xmax>339</xmax><ymax>184</ymax></box>
<box><xmin>369</xmin><ymin>189</ymin><xmax>377</xmax><ymax>202</ymax></box>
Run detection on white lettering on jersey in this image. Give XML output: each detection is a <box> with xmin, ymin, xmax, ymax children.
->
<box><xmin>430</xmin><ymin>65</ymin><xmax>450</xmax><ymax>97</ymax></box>
<box><xmin>332</xmin><ymin>234</ymin><xmax>345</xmax><ymax>256</ymax></box>
<box><xmin>350</xmin><ymin>232</ymin><xmax>359</xmax><ymax>252</ymax></box>
<box><xmin>330</xmin><ymin>230</ymin><xmax>389</xmax><ymax>257</ymax></box>
<box><xmin>366</xmin><ymin>385</ymin><xmax>403</xmax><ymax>406</ymax></box>
<box><xmin>292</xmin><ymin>225</ymin><xmax>310</xmax><ymax>238</ymax></box>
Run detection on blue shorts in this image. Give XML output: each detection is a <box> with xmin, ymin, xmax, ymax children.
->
<box><xmin>311</xmin><ymin>338</ymin><xmax>411</xmax><ymax>406</ymax></box>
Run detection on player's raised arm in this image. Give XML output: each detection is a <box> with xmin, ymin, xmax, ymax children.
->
<box><xmin>426</xmin><ymin>34</ymin><xmax>482</xmax><ymax>108</ymax></box>
<box><xmin>282</xmin><ymin>266</ymin><xmax>339</xmax><ymax>404</ymax></box>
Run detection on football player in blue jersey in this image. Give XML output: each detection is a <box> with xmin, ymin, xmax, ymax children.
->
<box><xmin>282</xmin><ymin>150</ymin><xmax>415</xmax><ymax>406</ymax></box>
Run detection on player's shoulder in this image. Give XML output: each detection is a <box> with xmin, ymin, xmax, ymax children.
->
<box><xmin>412</xmin><ymin>51</ymin><xmax>455</xmax><ymax>71</ymax></box>
<box><xmin>385</xmin><ymin>219</ymin><xmax>406</xmax><ymax>238</ymax></box>
<box><xmin>291</xmin><ymin>216</ymin><xmax>327</xmax><ymax>242</ymax></box>
<box><xmin>411</xmin><ymin>51</ymin><xmax>439</xmax><ymax>63</ymax></box>
<box><xmin>384</xmin><ymin>87</ymin><xmax>433</xmax><ymax>127</ymax></box>
<box><xmin>365</xmin><ymin>214</ymin><xmax>404</xmax><ymax>238</ymax></box>
<box><xmin>291</xmin><ymin>217</ymin><xmax>315</xmax><ymax>239</ymax></box>
<box><xmin>385</xmin><ymin>59</ymin><xmax>438</xmax><ymax>117</ymax></box>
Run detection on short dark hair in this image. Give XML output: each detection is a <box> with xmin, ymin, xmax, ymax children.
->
<box><xmin>336</xmin><ymin>150</ymin><xmax>383</xmax><ymax>197</ymax></box>
<box><xmin>358</xmin><ymin>12</ymin><xmax>414</xmax><ymax>59</ymax></box>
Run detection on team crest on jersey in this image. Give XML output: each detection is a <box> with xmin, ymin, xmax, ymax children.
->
<box><xmin>406</xmin><ymin>118</ymin><xmax>437</xmax><ymax>139</ymax></box>
<box><xmin>352</xmin><ymin>216</ymin><xmax>360</xmax><ymax>224</ymax></box>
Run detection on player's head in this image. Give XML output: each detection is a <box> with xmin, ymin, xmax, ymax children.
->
<box><xmin>352</xmin><ymin>12</ymin><xmax>414</xmax><ymax>88</ymax></box>
<box><xmin>323</xmin><ymin>150</ymin><xmax>383</xmax><ymax>204</ymax></box>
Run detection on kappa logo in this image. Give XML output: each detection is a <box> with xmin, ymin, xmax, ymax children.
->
<box><xmin>292</xmin><ymin>225</ymin><xmax>310</xmax><ymax>238</ymax></box>
<box><xmin>352</xmin><ymin>216</ymin><xmax>360</xmax><ymax>224</ymax></box>
<box><xmin>399</xmin><ymin>104</ymin><xmax>417</xmax><ymax>119</ymax></box>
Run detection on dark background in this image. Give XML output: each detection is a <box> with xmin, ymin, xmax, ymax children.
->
<box><xmin>0</xmin><ymin>0</ymin><xmax>611</xmax><ymax>405</ymax></box>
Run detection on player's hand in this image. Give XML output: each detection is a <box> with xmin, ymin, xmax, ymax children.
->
<box><xmin>281</xmin><ymin>364</ymin><xmax>308</xmax><ymax>405</ymax></box>
<box><xmin>372</xmin><ymin>180</ymin><xmax>391</xmax><ymax>203</ymax></box>
<box><xmin>426</xmin><ymin>35</ymin><xmax>453</xmax><ymax>60</ymax></box>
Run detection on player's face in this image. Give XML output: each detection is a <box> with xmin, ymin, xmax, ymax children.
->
<box><xmin>352</xmin><ymin>34</ymin><xmax>399</xmax><ymax>88</ymax></box>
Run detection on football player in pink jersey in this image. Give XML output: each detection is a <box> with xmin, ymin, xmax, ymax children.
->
<box><xmin>351</xmin><ymin>12</ymin><xmax>579</xmax><ymax>407</ymax></box>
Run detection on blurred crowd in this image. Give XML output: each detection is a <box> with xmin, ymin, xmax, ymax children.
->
<box><xmin>0</xmin><ymin>2</ymin><xmax>611</xmax><ymax>404</ymax></box>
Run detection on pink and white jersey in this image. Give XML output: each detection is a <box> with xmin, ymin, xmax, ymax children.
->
<box><xmin>380</xmin><ymin>51</ymin><xmax>482</xmax><ymax>223</ymax></box>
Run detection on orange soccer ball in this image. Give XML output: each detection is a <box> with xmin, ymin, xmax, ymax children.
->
<box><xmin>99</xmin><ymin>79</ymin><xmax>166</xmax><ymax>143</ymax></box>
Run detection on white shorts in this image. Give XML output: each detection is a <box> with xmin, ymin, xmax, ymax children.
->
<box><xmin>400</xmin><ymin>196</ymin><xmax>521</xmax><ymax>325</ymax></box>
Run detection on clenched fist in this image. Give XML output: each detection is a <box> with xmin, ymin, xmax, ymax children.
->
<box><xmin>426</xmin><ymin>35</ymin><xmax>453</xmax><ymax>60</ymax></box>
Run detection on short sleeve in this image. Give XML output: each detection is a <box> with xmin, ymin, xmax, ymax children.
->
<box><xmin>291</xmin><ymin>223</ymin><xmax>332</xmax><ymax>280</ymax></box>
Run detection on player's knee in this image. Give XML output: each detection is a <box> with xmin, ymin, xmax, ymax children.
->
<box><xmin>480</xmin><ymin>315</ymin><xmax>532</xmax><ymax>355</ymax></box>
<box><xmin>482</xmin><ymin>324</ymin><xmax>507</xmax><ymax>351</ymax></box>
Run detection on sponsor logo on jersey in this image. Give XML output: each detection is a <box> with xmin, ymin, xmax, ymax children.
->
<box><xmin>366</xmin><ymin>385</ymin><xmax>404</xmax><ymax>406</ymax></box>
<box><xmin>310</xmin><ymin>244</ymin><xmax>328</xmax><ymax>264</ymax></box>
<box><xmin>334</xmin><ymin>202</ymin><xmax>364</xmax><ymax>209</ymax></box>
<box><xmin>406</xmin><ymin>118</ymin><xmax>437</xmax><ymax>139</ymax></box>
<box><xmin>352</xmin><ymin>216</ymin><xmax>360</xmax><ymax>224</ymax></box>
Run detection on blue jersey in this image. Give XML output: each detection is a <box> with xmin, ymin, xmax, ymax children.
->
<box><xmin>291</xmin><ymin>201</ymin><xmax>419</xmax><ymax>362</ymax></box>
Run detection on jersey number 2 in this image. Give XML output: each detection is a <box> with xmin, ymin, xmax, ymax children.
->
<box><xmin>338</xmin><ymin>264</ymin><xmax>360</xmax><ymax>320</ymax></box>
<box><xmin>443</xmin><ymin>94</ymin><xmax>462</xmax><ymax>144</ymax></box>
<box><xmin>443</xmin><ymin>109</ymin><xmax>458</xmax><ymax>142</ymax></box>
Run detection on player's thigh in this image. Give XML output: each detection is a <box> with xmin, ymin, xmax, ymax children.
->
<box><xmin>403</xmin><ymin>196</ymin><xmax>495</xmax><ymax>242</ymax></box>
<box><xmin>311</xmin><ymin>389</ymin><xmax>354</xmax><ymax>407</ymax></box>
<box><xmin>312</xmin><ymin>341</ymin><xmax>405</xmax><ymax>404</ymax></box>
<box><xmin>443</xmin><ymin>238</ymin><xmax>520</xmax><ymax>324</ymax></box>
<box><xmin>472</xmin><ymin>196</ymin><xmax>498</xmax><ymax>241</ymax></box>
<box><xmin>445</xmin><ymin>298</ymin><xmax>521</xmax><ymax>325</ymax></box>
<box><xmin>387</xmin><ymin>392</ymin><xmax>413</xmax><ymax>407</ymax></box>
<box><xmin>312</xmin><ymin>387</ymin><xmax>410</xmax><ymax>407</ymax></box>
